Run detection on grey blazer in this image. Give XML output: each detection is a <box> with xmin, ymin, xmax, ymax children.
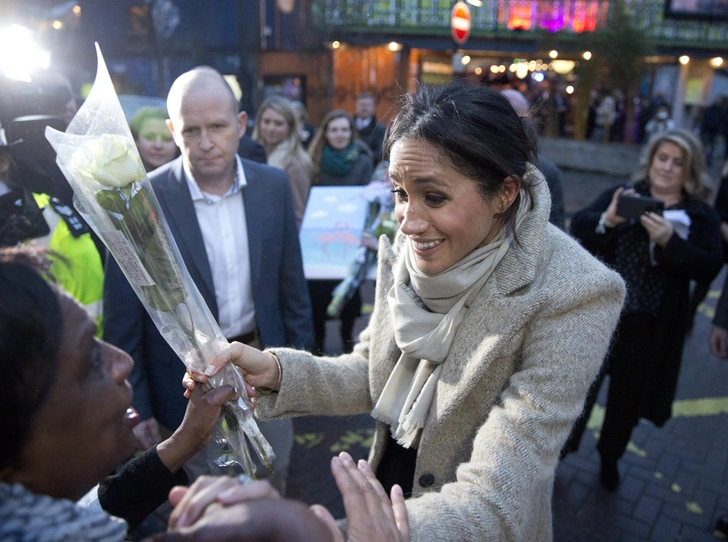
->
<box><xmin>257</xmin><ymin>172</ymin><xmax>625</xmax><ymax>541</ymax></box>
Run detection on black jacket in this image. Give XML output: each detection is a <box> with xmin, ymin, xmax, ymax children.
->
<box><xmin>356</xmin><ymin>116</ymin><xmax>386</xmax><ymax>165</ymax></box>
<box><xmin>99</xmin><ymin>447</ymin><xmax>188</xmax><ymax>529</ymax></box>
<box><xmin>317</xmin><ymin>143</ymin><xmax>374</xmax><ymax>187</ymax></box>
<box><xmin>571</xmin><ymin>184</ymin><xmax>723</xmax><ymax>424</ymax></box>
<box><xmin>237</xmin><ymin>135</ymin><xmax>266</xmax><ymax>164</ymax></box>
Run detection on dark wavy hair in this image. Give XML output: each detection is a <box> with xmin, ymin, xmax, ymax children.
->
<box><xmin>0</xmin><ymin>247</ymin><xmax>63</xmax><ymax>470</ymax></box>
<box><xmin>385</xmin><ymin>81</ymin><xmax>538</xmax><ymax>239</ymax></box>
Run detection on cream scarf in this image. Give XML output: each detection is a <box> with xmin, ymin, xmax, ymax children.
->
<box><xmin>266</xmin><ymin>139</ymin><xmax>294</xmax><ymax>170</ymax></box>
<box><xmin>372</xmin><ymin>185</ymin><xmax>533</xmax><ymax>448</ymax></box>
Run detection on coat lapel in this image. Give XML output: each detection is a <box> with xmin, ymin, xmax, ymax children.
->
<box><xmin>152</xmin><ymin>158</ymin><xmax>217</xmax><ymax>312</ymax></box>
<box><xmin>241</xmin><ymin>161</ymin><xmax>263</xmax><ymax>291</ymax></box>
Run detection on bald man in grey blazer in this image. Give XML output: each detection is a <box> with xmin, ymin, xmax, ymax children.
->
<box><xmin>104</xmin><ymin>67</ymin><xmax>312</xmax><ymax>492</ymax></box>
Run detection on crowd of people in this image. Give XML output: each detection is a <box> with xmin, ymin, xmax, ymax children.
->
<box><xmin>1</xmin><ymin>65</ymin><xmax>728</xmax><ymax>540</ymax></box>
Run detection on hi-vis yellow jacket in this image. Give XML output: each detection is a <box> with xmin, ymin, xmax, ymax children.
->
<box><xmin>33</xmin><ymin>193</ymin><xmax>104</xmax><ymax>335</ymax></box>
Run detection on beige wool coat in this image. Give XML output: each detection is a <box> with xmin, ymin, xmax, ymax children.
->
<box><xmin>258</xmin><ymin>173</ymin><xmax>625</xmax><ymax>541</ymax></box>
<box><xmin>266</xmin><ymin>141</ymin><xmax>313</xmax><ymax>229</ymax></box>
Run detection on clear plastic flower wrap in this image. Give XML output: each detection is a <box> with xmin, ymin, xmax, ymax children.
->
<box><xmin>45</xmin><ymin>44</ymin><xmax>274</xmax><ymax>477</ymax></box>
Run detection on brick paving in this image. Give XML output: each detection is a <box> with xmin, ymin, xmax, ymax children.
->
<box><xmin>552</xmin><ymin>303</ymin><xmax>728</xmax><ymax>541</ymax></box>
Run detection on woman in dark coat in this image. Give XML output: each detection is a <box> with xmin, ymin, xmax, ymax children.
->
<box><xmin>309</xmin><ymin>110</ymin><xmax>373</xmax><ymax>188</ymax></box>
<box><xmin>307</xmin><ymin>111</ymin><xmax>374</xmax><ymax>353</ymax></box>
<box><xmin>569</xmin><ymin>129</ymin><xmax>723</xmax><ymax>490</ymax></box>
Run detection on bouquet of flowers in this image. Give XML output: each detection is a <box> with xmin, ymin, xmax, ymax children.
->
<box><xmin>327</xmin><ymin>164</ymin><xmax>397</xmax><ymax>318</ymax></box>
<box><xmin>45</xmin><ymin>44</ymin><xmax>273</xmax><ymax>477</ymax></box>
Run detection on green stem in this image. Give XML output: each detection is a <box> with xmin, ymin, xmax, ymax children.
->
<box><xmin>170</xmin><ymin>301</ymin><xmax>241</xmax><ymax>439</ymax></box>
<box><xmin>170</xmin><ymin>301</ymin><xmax>205</xmax><ymax>369</ymax></box>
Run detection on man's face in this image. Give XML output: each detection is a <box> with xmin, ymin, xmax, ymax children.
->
<box><xmin>167</xmin><ymin>84</ymin><xmax>245</xmax><ymax>189</ymax></box>
<box><xmin>356</xmin><ymin>97</ymin><xmax>375</xmax><ymax>120</ymax></box>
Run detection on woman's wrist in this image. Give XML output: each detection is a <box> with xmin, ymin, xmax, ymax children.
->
<box><xmin>596</xmin><ymin>212</ymin><xmax>617</xmax><ymax>234</ymax></box>
<box><xmin>601</xmin><ymin>212</ymin><xmax>617</xmax><ymax>228</ymax></box>
<box><xmin>157</xmin><ymin>432</ymin><xmax>201</xmax><ymax>474</ymax></box>
<box><xmin>257</xmin><ymin>351</ymin><xmax>282</xmax><ymax>392</ymax></box>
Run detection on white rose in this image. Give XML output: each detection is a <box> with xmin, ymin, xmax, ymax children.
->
<box><xmin>72</xmin><ymin>134</ymin><xmax>144</xmax><ymax>188</ymax></box>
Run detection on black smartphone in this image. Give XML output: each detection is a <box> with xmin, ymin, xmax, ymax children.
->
<box><xmin>616</xmin><ymin>193</ymin><xmax>664</xmax><ymax>220</ymax></box>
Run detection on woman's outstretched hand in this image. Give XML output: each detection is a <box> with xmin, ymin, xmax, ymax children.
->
<box><xmin>311</xmin><ymin>452</ymin><xmax>410</xmax><ymax>542</ymax></box>
<box><xmin>181</xmin><ymin>341</ymin><xmax>281</xmax><ymax>398</ymax></box>
<box><xmin>156</xmin><ymin>385</ymin><xmax>237</xmax><ymax>474</ymax></box>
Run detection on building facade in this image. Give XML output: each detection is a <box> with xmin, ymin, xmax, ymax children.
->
<box><xmin>3</xmin><ymin>0</ymin><xmax>727</xmax><ymax>135</ymax></box>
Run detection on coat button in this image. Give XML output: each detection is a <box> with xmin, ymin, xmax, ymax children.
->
<box><xmin>418</xmin><ymin>474</ymin><xmax>435</xmax><ymax>488</ymax></box>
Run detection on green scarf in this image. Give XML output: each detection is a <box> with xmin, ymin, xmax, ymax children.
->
<box><xmin>320</xmin><ymin>143</ymin><xmax>359</xmax><ymax>176</ymax></box>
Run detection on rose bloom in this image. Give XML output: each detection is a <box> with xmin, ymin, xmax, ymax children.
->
<box><xmin>73</xmin><ymin>134</ymin><xmax>145</xmax><ymax>188</ymax></box>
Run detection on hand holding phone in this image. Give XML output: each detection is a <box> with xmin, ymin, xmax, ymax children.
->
<box><xmin>616</xmin><ymin>193</ymin><xmax>664</xmax><ymax>220</ymax></box>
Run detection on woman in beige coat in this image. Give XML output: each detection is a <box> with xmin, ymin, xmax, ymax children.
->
<box><xmin>252</xmin><ymin>96</ymin><xmax>313</xmax><ymax>229</ymax></box>
<box><xmin>195</xmin><ymin>82</ymin><xmax>626</xmax><ymax>541</ymax></box>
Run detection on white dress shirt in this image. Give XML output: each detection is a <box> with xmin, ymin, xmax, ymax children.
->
<box><xmin>183</xmin><ymin>155</ymin><xmax>256</xmax><ymax>339</ymax></box>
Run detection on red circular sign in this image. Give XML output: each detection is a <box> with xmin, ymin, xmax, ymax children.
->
<box><xmin>451</xmin><ymin>2</ymin><xmax>471</xmax><ymax>45</ymax></box>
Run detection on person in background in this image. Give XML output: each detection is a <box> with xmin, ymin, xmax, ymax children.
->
<box><xmin>39</xmin><ymin>70</ymin><xmax>78</xmax><ymax>127</ymax></box>
<box><xmin>291</xmin><ymin>100</ymin><xmax>316</xmax><ymax>151</ymax></box>
<box><xmin>354</xmin><ymin>92</ymin><xmax>386</xmax><ymax>165</ymax></box>
<box><xmin>501</xmin><ymin>89</ymin><xmax>566</xmax><ymax>230</ymax></box>
<box><xmin>252</xmin><ymin>96</ymin><xmax>313</xmax><ymax>228</ymax></box>
<box><xmin>707</xmin><ymin>271</ymin><xmax>728</xmax><ymax>538</ymax></box>
<box><xmin>700</xmin><ymin>96</ymin><xmax>725</xmax><ymax>166</ymax></box>
<box><xmin>586</xmin><ymin>89</ymin><xmax>599</xmax><ymax>141</ymax></box>
<box><xmin>309</xmin><ymin>111</ymin><xmax>373</xmax><ymax>188</ymax></box>
<box><xmin>609</xmin><ymin>89</ymin><xmax>627</xmax><ymax>142</ymax></box>
<box><xmin>592</xmin><ymin>88</ymin><xmax>616</xmax><ymax>143</ymax></box>
<box><xmin>0</xmin><ymin>136</ymin><xmax>104</xmax><ymax>332</ymax></box>
<box><xmin>569</xmin><ymin>129</ymin><xmax>722</xmax><ymax>490</ymax></box>
<box><xmin>1</xmin><ymin>73</ymin><xmax>78</xmax><ymax>209</ymax></box>
<box><xmin>192</xmin><ymin>81</ymin><xmax>625</xmax><ymax>541</ymax></box>
<box><xmin>129</xmin><ymin>106</ymin><xmax>179</xmax><ymax>172</ymax></box>
<box><xmin>237</xmin><ymin>134</ymin><xmax>267</xmax><ymax>164</ymax></box>
<box><xmin>686</xmin><ymin>159</ymin><xmax>728</xmax><ymax>334</ymax></box>
<box><xmin>307</xmin><ymin>110</ymin><xmax>374</xmax><ymax>354</ymax></box>
<box><xmin>0</xmin><ymin>247</ymin><xmax>236</xmax><ymax>540</ymax></box>
<box><xmin>644</xmin><ymin>104</ymin><xmax>675</xmax><ymax>142</ymax></box>
<box><xmin>104</xmin><ymin>66</ymin><xmax>313</xmax><ymax>492</ymax></box>
<box><xmin>721</xmin><ymin>98</ymin><xmax>728</xmax><ymax>162</ymax></box>
<box><xmin>714</xmin><ymin>161</ymin><xmax>728</xmax><ymax>258</ymax></box>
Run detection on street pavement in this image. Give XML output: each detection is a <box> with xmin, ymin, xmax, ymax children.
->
<box><xmin>286</xmin><ymin>163</ymin><xmax>728</xmax><ymax>541</ymax></box>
